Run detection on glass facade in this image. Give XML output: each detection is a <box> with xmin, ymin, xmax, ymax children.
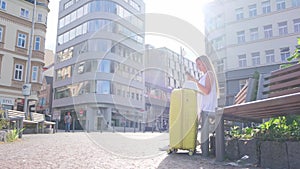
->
<box><xmin>54</xmin><ymin>0</ymin><xmax>145</xmax><ymax>131</ymax></box>
<box><xmin>56</xmin><ymin>39</ymin><xmax>143</xmax><ymax>64</ymax></box>
<box><xmin>58</xmin><ymin>19</ymin><xmax>144</xmax><ymax>46</ymax></box>
<box><xmin>59</xmin><ymin>0</ymin><xmax>143</xmax><ymax>30</ymax></box>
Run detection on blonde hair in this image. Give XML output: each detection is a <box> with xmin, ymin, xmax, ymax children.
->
<box><xmin>196</xmin><ymin>55</ymin><xmax>220</xmax><ymax>98</ymax></box>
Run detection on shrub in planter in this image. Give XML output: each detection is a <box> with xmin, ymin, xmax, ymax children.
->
<box><xmin>6</xmin><ymin>128</ymin><xmax>24</xmax><ymax>142</ymax></box>
<box><xmin>0</xmin><ymin>118</ymin><xmax>9</xmax><ymax>130</ymax></box>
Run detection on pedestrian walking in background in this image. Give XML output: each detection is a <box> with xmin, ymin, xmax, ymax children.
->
<box><xmin>187</xmin><ymin>55</ymin><xmax>219</xmax><ymax>157</ymax></box>
<box><xmin>64</xmin><ymin>112</ymin><xmax>72</xmax><ymax>132</ymax></box>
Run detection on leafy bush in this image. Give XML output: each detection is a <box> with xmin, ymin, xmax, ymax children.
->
<box><xmin>256</xmin><ymin>116</ymin><xmax>300</xmax><ymax>141</ymax></box>
<box><xmin>287</xmin><ymin>37</ymin><xmax>300</xmax><ymax>63</ymax></box>
<box><xmin>0</xmin><ymin>119</ymin><xmax>8</xmax><ymax>129</ymax></box>
<box><xmin>228</xmin><ymin>116</ymin><xmax>300</xmax><ymax>141</ymax></box>
<box><xmin>229</xmin><ymin>126</ymin><xmax>259</xmax><ymax>140</ymax></box>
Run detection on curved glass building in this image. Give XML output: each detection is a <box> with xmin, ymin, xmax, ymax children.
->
<box><xmin>53</xmin><ymin>0</ymin><xmax>145</xmax><ymax>131</ymax></box>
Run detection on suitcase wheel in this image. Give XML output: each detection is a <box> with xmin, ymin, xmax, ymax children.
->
<box><xmin>188</xmin><ymin>151</ymin><xmax>194</xmax><ymax>156</ymax></box>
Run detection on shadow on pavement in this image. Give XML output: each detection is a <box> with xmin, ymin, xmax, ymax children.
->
<box><xmin>157</xmin><ymin>152</ymin><xmax>207</xmax><ymax>169</ymax></box>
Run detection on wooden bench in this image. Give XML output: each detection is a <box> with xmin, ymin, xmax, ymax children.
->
<box><xmin>6</xmin><ymin>110</ymin><xmax>38</xmax><ymax>137</ymax></box>
<box><xmin>32</xmin><ymin>113</ymin><xmax>56</xmax><ymax>133</ymax></box>
<box><xmin>215</xmin><ymin>63</ymin><xmax>300</xmax><ymax>161</ymax></box>
<box><xmin>7</xmin><ymin>110</ymin><xmax>56</xmax><ymax>134</ymax></box>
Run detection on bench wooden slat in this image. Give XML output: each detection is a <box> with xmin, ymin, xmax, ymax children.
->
<box><xmin>226</xmin><ymin>102</ymin><xmax>300</xmax><ymax>118</ymax></box>
<box><xmin>223</xmin><ymin>92</ymin><xmax>300</xmax><ymax>119</ymax></box>
<box><xmin>268</xmin><ymin>71</ymin><xmax>300</xmax><ymax>84</ymax></box>
<box><xmin>269</xmin><ymin>87</ymin><xmax>300</xmax><ymax>98</ymax></box>
<box><xmin>269</xmin><ymin>78</ymin><xmax>300</xmax><ymax>91</ymax></box>
<box><xmin>271</xmin><ymin>63</ymin><xmax>300</xmax><ymax>77</ymax></box>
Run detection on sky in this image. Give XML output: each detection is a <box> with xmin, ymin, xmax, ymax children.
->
<box><xmin>45</xmin><ymin>0</ymin><xmax>211</xmax><ymax>60</ymax></box>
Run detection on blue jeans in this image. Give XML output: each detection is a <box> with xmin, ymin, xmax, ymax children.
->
<box><xmin>65</xmin><ymin>123</ymin><xmax>71</xmax><ymax>132</ymax></box>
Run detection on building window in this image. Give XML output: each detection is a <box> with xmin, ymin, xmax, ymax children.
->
<box><xmin>64</xmin><ymin>0</ymin><xmax>74</xmax><ymax>10</ymax></box>
<box><xmin>250</xmin><ymin>28</ymin><xmax>259</xmax><ymax>41</ymax></box>
<box><xmin>0</xmin><ymin>0</ymin><xmax>6</xmax><ymax>10</ymax></box>
<box><xmin>294</xmin><ymin>19</ymin><xmax>300</xmax><ymax>33</ymax></box>
<box><xmin>276</xmin><ymin>0</ymin><xmax>286</xmax><ymax>10</ymax></box>
<box><xmin>292</xmin><ymin>0</ymin><xmax>300</xmax><ymax>7</ymax></box>
<box><xmin>249</xmin><ymin>4</ymin><xmax>257</xmax><ymax>17</ymax></box>
<box><xmin>14</xmin><ymin>64</ymin><xmax>23</xmax><ymax>81</ymax></box>
<box><xmin>237</xmin><ymin>31</ymin><xmax>245</xmax><ymax>44</ymax></box>
<box><xmin>266</xmin><ymin>50</ymin><xmax>275</xmax><ymax>63</ymax></box>
<box><xmin>212</xmin><ymin>36</ymin><xmax>225</xmax><ymax>50</ymax></box>
<box><xmin>264</xmin><ymin>25</ymin><xmax>273</xmax><ymax>38</ymax></box>
<box><xmin>31</xmin><ymin>66</ymin><xmax>38</xmax><ymax>82</ymax></box>
<box><xmin>37</xmin><ymin>14</ymin><xmax>42</xmax><ymax>22</ymax></box>
<box><xmin>278</xmin><ymin>21</ymin><xmax>288</xmax><ymax>36</ymax></box>
<box><xmin>251</xmin><ymin>52</ymin><xmax>260</xmax><ymax>66</ymax></box>
<box><xmin>217</xmin><ymin>59</ymin><xmax>224</xmax><ymax>73</ymax></box>
<box><xmin>238</xmin><ymin>54</ymin><xmax>247</xmax><ymax>67</ymax></box>
<box><xmin>262</xmin><ymin>1</ymin><xmax>271</xmax><ymax>14</ymax></box>
<box><xmin>20</xmin><ymin>8</ymin><xmax>29</xmax><ymax>18</ymax></box>
<box><xmin>235</xmin><ymin>8</ymin><xmax>244</xmax><ymax>20</ymax></box>
<box><xmin>98</xmin><ymin>60</ymin><xmax>111</xmax><ymax>73</ymax></box>
<box><xmin>96</xmin><ymin>81</ymin><xmax>111</xmax><ymax>94</ymax></box>
<box><xmin>0</xmin><ymin>26</ymin><xmax>3</xmax><ymax>42</ymax></box>
<box><xmin>17</xmin><ymin>33</ymin><xmax>27</xmax><ymax>48</ymax></box>
<box><xmin>280</xmin><ymin>47</ymin><xmax>290</xmax><ymax>61</ymax></box>
<box><xmin>239</xmin><ymin>79</ymin><xmax>248</xmax><ymax>90</ymax></box>
<box><xmin>34</xmin><ymin>36</ymin><xmax>40</xmax><ymax>51</ymax></box>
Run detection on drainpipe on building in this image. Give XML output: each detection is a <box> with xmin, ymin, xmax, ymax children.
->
<box><xmin>24</xmin><ymin>0</ymin><xmax>36</xmax><ymax>120</ymax></box>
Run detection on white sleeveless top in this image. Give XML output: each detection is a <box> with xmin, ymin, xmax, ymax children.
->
<box><xmin>198</xmin><ymin>72</ymin><xmax>218</xmax><ymax>113</ymax></box>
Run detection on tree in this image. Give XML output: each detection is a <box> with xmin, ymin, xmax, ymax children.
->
<box><xmin>287</xmin><ymin>37</ymin><xmax>300</xmax><ymax>63</ymax></box>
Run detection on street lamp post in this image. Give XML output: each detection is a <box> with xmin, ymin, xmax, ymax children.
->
<box><xmin>24</xmin><ymin>0</ymin><xmax>36</xmax><ymax>120</ymax></box>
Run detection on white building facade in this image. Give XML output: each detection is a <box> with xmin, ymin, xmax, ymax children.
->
<box><xmin>204</xmin><ymin>0</ymin><xmax>300</xmax><ymax>105</ymax></box>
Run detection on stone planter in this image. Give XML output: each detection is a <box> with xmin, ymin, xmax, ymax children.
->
<box><xmin>44</xmin><ymin>128</ymin><xmax>53</xmax><ymax>134</ymax></box>
<box><xmin>260</xmin><ymin>141</ymin><xmax>288</xmax><ymax>169</ymax></box>
<box><xmin>286</xmin><ymin>141</ymin><xmax>300</xmax><ymax>169</ymax></box>
<box><xmin>225</xmin><ymin>139</ymin><xmax>239</xmax><ymax>160</ymax></box>
<box><xmin>0</xmin><ymin>130</ymin><xmax>7</xmax><ymax>142</ymax></box>
<box><xmin>238</xmin><ymin>139</ymin><xmax>258</xmax><ymax>164</ymax></box>
<box><xmin>225</xmin><ymin>139</ymin><xmax>258</xmax><ymax>165</ymax></box>
<box><xmin>225</xmin><ymin>139</ymin><xmax>300</xmax><ymax>168</ymax></box>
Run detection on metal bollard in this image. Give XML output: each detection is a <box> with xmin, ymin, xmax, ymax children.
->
<box><xmin>55</xmin><ymin>119</ymin><xmax>58</xmax><ymax>133</ymax></box>
<box><xmin>87</xmin><ymin>120</ymin><xmax>90</xmax><ymax>133</ymax></box>
<box><xmin>134</xmin><ymin>122</ymin><xmax>136</xmax><ymax>133</ymax></box>
<box><xmin>19</xmin><ymin>118</ymin><xmax>23</xmax><ymax>138</ymax></box>
<box><xmin>72</xmin><ymin>118</ymin><xmax>75</xmax><ymax>132</ymax></box>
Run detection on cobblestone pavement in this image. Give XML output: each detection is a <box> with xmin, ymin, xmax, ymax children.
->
<box><xmin>0</xmin><ymin>132</ymin><xmax>260</xmax><ymax>169</ymax></box>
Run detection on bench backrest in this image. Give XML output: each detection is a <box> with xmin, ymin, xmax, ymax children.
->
<box><xmin>257</xmin><ymin>64</ymin><xmax>300</xmax><ymax>100</ymax></box>
<box><xmin>234</xmin><ymin>78</ymin><xmax>257</xmax><ymax>105</ymax></box>
<box><xmin>32</xmin><ymin>113</ymin><xmax>45</xmax><ymax>122</ymax></box>
<box><xmin>7</xmin><ymin>110</ymin><xmax>26</xmax><ymax>119</ymax></box>
<box><xmin>7</xmin><ymin>110</ymin><xmax>45</xmax><ymax>122</ymax></box>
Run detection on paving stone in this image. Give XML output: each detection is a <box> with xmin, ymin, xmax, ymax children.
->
<box><xmin>0</xmin><ymin>132</ymin><xmax>261</xmax><ymax>169</ymax></box>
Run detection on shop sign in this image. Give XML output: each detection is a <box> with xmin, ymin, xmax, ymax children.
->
<box><xmin>0</xmin><ymin>97</ymin><xmax>15</xmax><ymax>106</ymax></box>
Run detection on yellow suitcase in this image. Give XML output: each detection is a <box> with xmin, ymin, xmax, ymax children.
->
<box><xmin>168</xmin><ymin>89</ymin><xmax>198</xmax><ymax>156</ymax></box>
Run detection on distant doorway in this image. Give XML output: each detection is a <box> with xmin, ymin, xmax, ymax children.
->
<box><xmin>97</xmin><ymin>117</ymin><xmax>103</xmax><ymax>131</ymax></box>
